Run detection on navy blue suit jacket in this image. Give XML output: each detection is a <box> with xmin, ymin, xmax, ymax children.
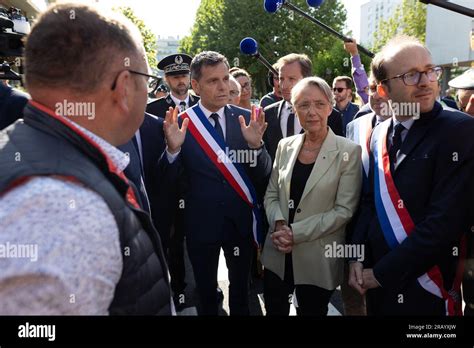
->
<box><xmin>163</xmin><ymin>104</ymin><xmax>272</xmax><ymax>245</ymax></box>
<box><xmin>351</xmin><ymin>102</ymin><xmax>474</xmax><ymax>315</ymax></box>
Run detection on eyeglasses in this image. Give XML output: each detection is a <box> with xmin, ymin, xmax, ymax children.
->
<box><xmin>380</xmin><ymin>66</ymin><xmax>442</xmax><ymax>86</ymax></box>
<box><xmin>367</xmin><ymin>84</ymin><xmax>378</xmax><ymax>96</ymax></box>
<box><xmin>240</xmin><ymin>82</ymin><xmax>251</xmax><ymax>90</ymax></box>
<box><xmin>333</xmin><ymin>87</ymin><xmax>350</xmax><ymax>93</ymax></box>
<box><xmin>295</xmin><ymin>101</ymin><xmax>330</xmax><ymax>113</ymax></box>
<box><xmin>111</xmin><ymin>69</ymin><xmax>161</xmax><ymax>93</ymax></box>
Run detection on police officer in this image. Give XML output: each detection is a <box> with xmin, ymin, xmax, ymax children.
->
<box><xmin>448</xmin><ymin>68</ymin><xmax>474</xmax><ymax>116</ymax></box>
<box><xmin>146</xmin><ymin>53</ymin><xmax>199</xmax><ymax>117</ymax></box>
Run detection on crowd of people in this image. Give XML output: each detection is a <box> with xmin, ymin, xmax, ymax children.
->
<box><xmin>0</xmin><ymin>2</ymin><xmax>473</xmax><ymax>317</ymax></box>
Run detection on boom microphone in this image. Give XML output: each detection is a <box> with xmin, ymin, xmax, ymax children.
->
<box><xmin>239</xmin><ymin>37</ymin><xmax>278</xmax><ymax>76</ymax></box>
<box><xmin>263</xmin><ymin>0</ymin><xmax>374</xmax><ymax>58</ymax></box>
<box><xmin>306</xmin><ymin>0</ymin><xmax>324</xmax><ymax>7</ymax></box>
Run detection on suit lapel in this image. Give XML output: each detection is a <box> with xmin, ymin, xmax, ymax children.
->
<box><xmin>299</xmin><ymin>129</ymin><xmax>339</xmax><ymax>203</ymax></box>
<box><xmin>283</xmin><ymin>134</ymin><xmax>304</xmax><ymax>200</ymax></box>
<box><xmin>224</xmin><ymin>105</ymin><xmax>240</xmax><ymax>149</ymax></box>
<box><xmin>276</xmin><ymin>101</ymin><xmax>285</xmax><ymax>139</ymax></box>
<box><xmin>397</xmin><ymin>112</ymin><xmax>436</xmax><ymax>170</ymax></box>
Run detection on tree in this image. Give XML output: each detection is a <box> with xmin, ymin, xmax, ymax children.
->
<box><xmin>180</xmin><ymin>0</ymin><xmax>347</xmax><ymax>97</ymax></box>
<box><xmin>117</xmin><ymin>7</ymin><xmax>158</xmax><ymax>70</ymax></box>
<box><xmin>372</xmin><ymin>0</ymin><xmax>427</xmax><ymax>53</ymax></box>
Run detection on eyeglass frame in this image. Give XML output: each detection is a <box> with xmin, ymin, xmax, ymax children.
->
<box><xmin>380</xmin><ymin>66</ymin><xmax>442</xmax><ymax>86</ymax></box>
<box><xmin>111</xmin><ymin>69</ymin><xmax>161</xmax><ymax>92</ymax></box>
<box><xmin>294</xmin><ymin>100</ymin><xmax>331</xmax><ymax>113</ymax></box>
<box><xmin>333</xmin><ymin>87</ymin><xmax>351</xmax><ymax>93</ymax></box>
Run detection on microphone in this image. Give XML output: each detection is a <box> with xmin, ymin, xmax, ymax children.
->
<box><xmin>306</xmin><ymin>0</ymin><xmax>324</xmax><ymax>7</ymax></box>
<box><xmin>263</xmin><ymin>0</ymin><xmax>284</xmax><ymax>13</ymax></box>
<box><xmin>239</xmin><ymin>37</ymin><xmax>278</xmax><ymax>76</ymax></box>
<box><xmin>262</xmin><ymin>0</ymin><xmax>374</xmax><ymax>58</ymax></box>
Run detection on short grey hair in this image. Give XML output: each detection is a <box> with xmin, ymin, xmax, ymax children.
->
<box><xmin>229</xmin><ymin>75</ymin><xmax>241</xmax><ymax>94</ymax></box>
<box><xmin>291</xmin><ymin>76</ymin><xmax>334</xmax><ymax>106</ymax></box>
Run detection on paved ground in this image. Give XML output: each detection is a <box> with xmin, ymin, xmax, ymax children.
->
<box><xmin>176</xmin><ymin>244</ymin><xmax>343</xmax><ymax>316</ymax></box>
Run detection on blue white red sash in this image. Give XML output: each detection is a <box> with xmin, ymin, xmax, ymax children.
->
<box><xmin>351</xmin><ymin>115</ymin><xmax>373</xmax><ymax>191</ymax></box>
<box><xmin>181</xmin><ymin>104</ymin><xmax>262</xmax><ymax>246</ymax></box>
<box><xmin>373</xmin><ymin>120</ymin><xmax>460</xmax><ymax>315</ymax></box>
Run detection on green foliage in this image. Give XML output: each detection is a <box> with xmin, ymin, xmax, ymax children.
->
<box><xmin>372</xmin><ymin>0</ymin><xmax>427</xmax><ymax>53</ymax></box>
<box><xmin>117</xmin><ymin>6</ymin><xmax>158</xmax><ymax>70</ymax></box>
<box><xmin>180</xmin><ymin>0</ymin><xmax>347</xmax><ymax>96</ymax></box>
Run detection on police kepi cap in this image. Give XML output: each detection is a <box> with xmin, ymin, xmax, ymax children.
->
<box><xmin>448</xmin><ymin>68</ymin><xmax>474</xmax><ymax>90</ymax></box>
<box><xmin>157</xmin><ymin>54</ymin><xmax>192</xmax><ymax>76</ymax></box>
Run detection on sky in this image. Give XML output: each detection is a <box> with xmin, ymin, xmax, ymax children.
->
<box><xmin>96</xmin><ymin>0</ymin><xmax>366</xmax><ymax>42</ymax></box>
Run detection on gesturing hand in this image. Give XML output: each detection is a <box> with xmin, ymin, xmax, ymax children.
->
<box><xmin>240</xmin><ymin>105</ymin><xmax>268</xmax><ymax>149</ymax></box>
<box><xmin>163</xmin><ymin>106</ymin><xmax>189</xmax><ymax>154</ymax></box>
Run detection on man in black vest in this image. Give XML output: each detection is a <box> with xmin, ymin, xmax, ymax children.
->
<box><xmin>0</xmin><ymin>2</ymin><xmax>172</xmax><ymax>315</ymax></box>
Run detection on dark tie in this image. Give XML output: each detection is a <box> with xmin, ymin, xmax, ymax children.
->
<box><xmin>210</xmin><ymin>113</ymin><xmax>224</xmax><ymax>140</ymax></box>
<box><xmin>389</xmin><ymin>123</ymin><xmax>405</xmax><ymax>166</ymax></box>
<box><xmin>287</xmin><ymin>111</ymin><xmax>295</xmax><ymax>137</ymax></box>
<box><xmin>179</xmin><ymin>101</ymin><xmax>186</xmax><ymax>112</ymax></box>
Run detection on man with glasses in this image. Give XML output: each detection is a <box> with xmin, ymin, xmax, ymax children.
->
<box><xmin>332</xmin><ymin>76</ymin><xmax>359</xmax><ymax>136</ymax></box>
<box><xmin>348</xmin><ymin>35</ymin><xmax>474</xmax><ymax>315</ymax></box>
<box><xmin>0</xmin><ymin>2</ymin><xmax>172</xmax><ymax>314</ymax></box>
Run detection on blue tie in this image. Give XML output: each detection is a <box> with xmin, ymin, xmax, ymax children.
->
<box><xmin>210</xmin><ymin>113</ymin><xmax>224</xmax><ymax>140</ymax></box>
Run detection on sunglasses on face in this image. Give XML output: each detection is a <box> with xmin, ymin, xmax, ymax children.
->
<box><xmin>333</xmin><ymin>87</ymin><xmax>349</xmax><ymax>93</ymax></box>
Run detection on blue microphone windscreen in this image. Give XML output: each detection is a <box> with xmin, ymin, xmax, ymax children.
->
<box><xmin>264</xmin><ymin>0</ymin><xmax>283</xmax><ymax>13</ymax></box>
<box><xmin>307</xmin><ymin>0</ymin><xmax>324</xmax><ymax>7</ymax></box>
<box><xmin>240</xmin><ymin>37</ymin><xmax>258</xmax><ymax>55</ymax></box>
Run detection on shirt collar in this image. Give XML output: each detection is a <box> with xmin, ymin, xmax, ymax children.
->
<box><xmin>393</xmin><ymin>116</ymin><xmax>415</xmax><ymax>131</ymax></box>
<box><xmin>60</xmin><ymin>115</ymin><xmax>130</xmax><ymax>172</ymax></box>
<box><xmin>198</xmin><ymin>100</ymin><xmax>225</xmax><ymax>120</ymax></box>
<box><xmin>285</xmin><ymin>101</ymin><xmax>294</xmax><ymax>112</ymax></box>
<box><xmin>170</xmin><ymin>93</ymin><xmax>189</xmax><ymax>107</ymax></box>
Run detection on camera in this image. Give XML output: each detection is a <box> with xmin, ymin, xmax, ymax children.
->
<box><xmin>0</xmin><ymin>6</ymin><xmax>30</xmax><ymax>81</ymax></box>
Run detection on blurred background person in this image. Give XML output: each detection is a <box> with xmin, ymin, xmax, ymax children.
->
<box><xmin>332</xmin><ymin>76</ymin><xmax>359</xmax><ymax>136</ymax></box>
<box><xmin>228</xmin><ymin>75</ymin><xmax>241</xmax><ymax>105</ymax></box>
<box><xmin>230</xmin><ymin>67</ymin><xmax>252</xmax><ymax>110</ymax></box>
<box><xmin>260</xmin><ymin>64</ymin><xmax>282</xmax><ymax>109</ymax></box>
<box><xmin>262</xmin><ymin>76</ymin><xmax>362</xmax><ymax>316</ymax></box>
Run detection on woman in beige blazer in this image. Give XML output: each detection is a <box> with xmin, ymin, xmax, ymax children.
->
<box><xmin>262</xmin><ymin>76</ymin><xmax>362</xmax><ymax>316</ymax></box>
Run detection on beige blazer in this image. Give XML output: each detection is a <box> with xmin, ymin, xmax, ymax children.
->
<box><xmin>262</xmin><ymin>128</ymin><xmax>362</xmax><ymax>290</ymax></box>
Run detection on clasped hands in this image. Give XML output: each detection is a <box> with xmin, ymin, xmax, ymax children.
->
<box><xmin>271</xmin><ymin>220</ymin><xmax>293</xmax><ymax>254</ymax></box>
<box><xmin>348</xmin><ymin>262</ymin><xmax>380</xmax><ymax>295</ymax></box>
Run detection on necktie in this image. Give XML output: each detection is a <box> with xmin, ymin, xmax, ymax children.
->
<box><xmin>389</xmin><ymin>123</ymin><xmax>405</xmax><ymax>166</ymax></box>
<box><xmin>287</xmin><ymin>111</ymin><xmax>295</xmax><ymax>137</ymax></box>
<box><xmin>179</xmin><ymin>101</ymin><xmax>186</xmax><ymax>112</ymax></box>
<box><xmin>210</xmin><ymin>113</ymin><xmax>224</xmax><ymax>140</ymax></box>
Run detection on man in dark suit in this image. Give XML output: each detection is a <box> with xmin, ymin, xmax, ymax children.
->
<box><xmin>0</xmin><ymin>81</ymin><xmax>29</xmax><ymax>130</ymax></box>
<box><xmin>145</xmin><ymin>54</ymin><xmax>199</xmax><ymax>309</ymax></box>
<box><xmin>146</xmin><ymin>53</ymin><xmax>199</xmax><ymax>117</ymax></box>
<box><xmin>333</xmin><ymin>76</ymin><xmax>360</xmax><ymax>135</ymax></box>
<box><xmin>162</xmin><ymin>51</ymin><xmax>272</xmax><ymax>315</ymax></box>
<box><xmin>263</xmin><ymin>53</ymin><xmax>343</xmax><ymax>162</ymax></box>
<box><xmin>348</xmin><ymin>35</ymin><xmax>474</xmax><ymax>315</ymax></box>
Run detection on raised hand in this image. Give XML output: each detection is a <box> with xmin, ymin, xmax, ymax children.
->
<box><xmin>239</xmin><ymin>105</ymin><xmax>268</xmax><ymax>149</ymax></box>
<box><xmin>163</xmin><ymin>106</ymin><xmax>189</xmax><ymax>154</ymax></box>
<box><xmin>343</xmin><ymin>38</ymin><xmax>359</xmax><ymax>57</ymax></box>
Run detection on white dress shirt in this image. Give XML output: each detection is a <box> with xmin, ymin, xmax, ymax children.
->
<box><xmin>279</xmin><ymin>101</ymin><xmax>302</xmax><ymax>137</ymax></box>
<box><xmin>170</xmin><ymin>93</ymin><xmax>190</xmax><ymax>111</ymax></box>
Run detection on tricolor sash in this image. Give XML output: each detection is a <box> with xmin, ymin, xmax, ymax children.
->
<box><xmin>351</xmin><ymin>115</ymin><xmax>373</xmax><ymax>191</ymax></box>
<box><xmin>372</xmin><ymin>120</ymin><xmax>461</xmax><ymax>315</ymax></box>
<box><xmin>181</xmin><ymin>104</ymin><xmax>262</xmax><ymax>246</ymax></box>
